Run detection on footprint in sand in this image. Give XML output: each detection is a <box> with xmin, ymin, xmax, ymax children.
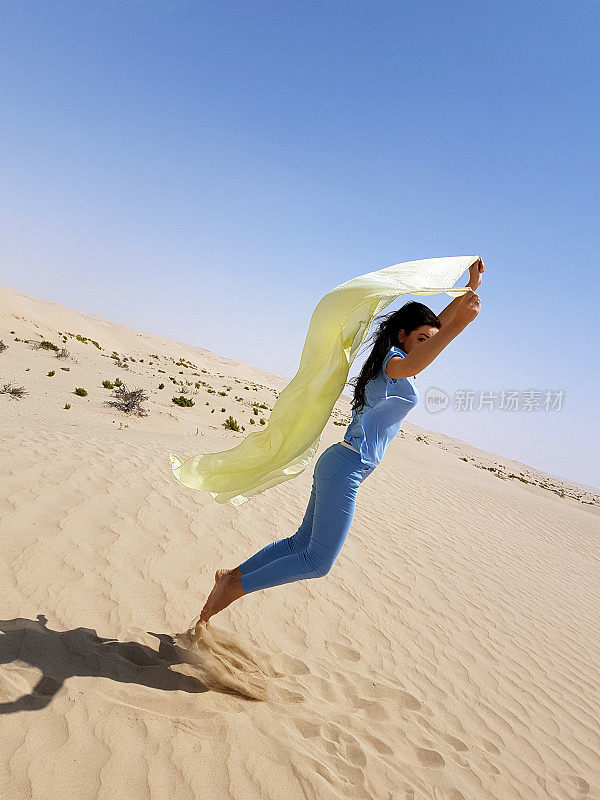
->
<box><xmin>325</xmin><ymin>641</ymin><xmax>361</xmax><ymax>662</ymax></box>
<box><xmin>542</xmin><ymin>771</ymin><xmax>590</xmax><ymax>798</ymax></box>
<box><xmin>442</xmin><ymin>733</ymin><xmax>469</xmax><ymax>752</ymax></box>
<box><xmin>292</xmin><ymin>719</ymin><xmax>322</xmax><ymax>739</ymax></box>
<box><xmin>415</xmin><ymin>746</ymin><xmax>446</xmax><ymax>768</ymax></box>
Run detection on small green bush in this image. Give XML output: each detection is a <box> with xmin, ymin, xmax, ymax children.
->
<box><xmin>114</xmin><ymin>377</ymin><xmax>123</xmax><ymax>387</ymax></box>
<box><xmin>224</xmin><ymin>415</ymin><xmax>240</xmax><ymax>431</ymax></box>
<box><xmin>39</xmin><ymin>340</ymin><xmax>59</xmax><ymax>352</ymax></box>
<box><xmin>158</xmin><ymin>383</ymin><xmax>165</xmax><ymax>389</ymax></box>
<box><xmin>172</xmin><ymin>395</ymin><xmax>195</xmax><ymax>407</ymax></box>
<box><xmin>74</xmin><ymin>387</ymin><xmax>88</xmax><ymax>396</ymax></box>
<box><xmin>102</xmin><ymin>379</ymin><xmax>115</xmax><ymax>389</ymax></box>
<box><xmin>47</xmin><ymin>370</ymin><xmax>55</xmax><ymax>377</ymax></box>
<box><xmin>64</xmin><ymin>403</ymin><xmax>71</xmax><ymax>409</ymax></box>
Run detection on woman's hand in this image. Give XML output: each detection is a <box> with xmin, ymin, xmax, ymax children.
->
<box><xmin>453</xmin><ymin>288</ymin><xmax>482</xmax><ymax>328</ymax></box>
<box><xmin>468</xmin><ymin>256</ymin><xmax>485</xmax><ymax>290</ymax></box>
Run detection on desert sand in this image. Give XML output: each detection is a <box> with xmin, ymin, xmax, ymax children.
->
<box><xmin>1</xmin><ymin>282</ymin><xmax>598</xmax><ymax>800</ymax></box>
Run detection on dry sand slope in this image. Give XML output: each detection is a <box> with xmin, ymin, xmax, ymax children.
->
<box><xmin>0</xmin><ymin>283</ymin><xmax>599</xmax><ymax>800</ymax></box>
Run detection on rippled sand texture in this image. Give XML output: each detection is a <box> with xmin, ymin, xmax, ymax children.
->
<box><xmin>1</xmin><ymin>283</ymin><xmax>599</xmax><ymax>800</ymax></box>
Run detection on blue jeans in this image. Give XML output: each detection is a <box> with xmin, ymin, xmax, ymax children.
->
<box><xmin>238</xmin><ymin>442</ymin><xmax>376</xmax><ymax>593</ymax></box>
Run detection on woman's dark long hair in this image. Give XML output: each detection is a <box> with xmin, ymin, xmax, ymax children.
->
<box><xmin>348</xmin><ymin>301</ymin><xmax>441</xmax><ymax>413</ymax></box>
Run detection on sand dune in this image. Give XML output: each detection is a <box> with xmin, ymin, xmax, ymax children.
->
<box><xmin>1</xmin><ymin>283</ymin><xmax>598</xmax><ymax>800</ymax></box>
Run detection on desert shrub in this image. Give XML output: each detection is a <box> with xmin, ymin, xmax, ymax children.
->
<box><xmin>64</xmin><ymin>403</ymin><xmax>71</xmax><ymax>409</ymax></box>
<box><xmin>114</xmin><ymin>377</ymin><xmax>123</xmax><ymax>387</ymax></box>
<box><xmin>158</xmin><ymin>383</ymin><xmax>165</xmax><ymax>389</ymax></box>
<box><xmin>259</xmin><ymin>418</ymin><xmax>266</xmax><ymax>425</ymax></box>
<box><xmin>47</xmin><ymin>370</ymin><xmax>55</xmax><ymax>377</ymax></box>
<box><xmin>105</xmin><ymin>384</ymin><xmax>149</xmax><ymax>416</ymax></box>
<box><xmin>115</xmin><ymin>359</ymin><xmax>129</xmax><ymax>370</ymax></box>
<box><xmin>56</xmin><ymin>348</ymin><xmax>69</xmax><ymax>359</ymax></box>
<box><xmin>0</xmin><ymin>383</ymin><xmax>28</xmax><ymax>398</ymax></box>
<box><xmin>38</xmin><ymin>340</ymin><xmax>59</xmax><ymax>352</ymax></box>
<box><xmin>172</xmin><ymin>395</ymin><xmax>194</xmax><ymax>407</ymax></box>
<box><xmin>0</xmin><ymin>340</ymin><xmax>7</xmax><ymax>353</ymax></box>
<box><xmin>74</xmin><ymin>387</ymin><xmax>88</xmax><ymax>396</ymax></box>
<box><xmin>179</xmin><ymin>386</ymin><xmax>189</xmax><ymax>394</ymax></box>
<box><xmin>224</xmin><ymin>415</ymin><xmax>240</xmax><ymax>431</ymax></box>
<box><xmin>102</xmin><ymin>379</ymin><xmax>115</xmax><ymax>389</ymax></box>
<box><xmin>73</xmin><ymin>334</ymin><xmax>99</xmax><ymax>349</ymax></box>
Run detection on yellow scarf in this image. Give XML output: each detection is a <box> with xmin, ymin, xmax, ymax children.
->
<box><xmin>169</xmin><ymin>255</ymin><xmax>479</xmax><ymax>505</ymax></box>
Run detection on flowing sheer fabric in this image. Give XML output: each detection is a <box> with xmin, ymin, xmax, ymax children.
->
<box><xmin>169</xmin><ymin>255</ymin><xmax>480</xmax><ymax>505</ymax></box>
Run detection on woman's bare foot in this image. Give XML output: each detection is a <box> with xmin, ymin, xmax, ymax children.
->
<box><xmin>197</xmin><ymin>566</ymin><xmax>245</xmax><ymax>625</ymax></box>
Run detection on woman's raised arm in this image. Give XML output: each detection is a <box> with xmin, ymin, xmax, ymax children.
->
<box><xmin>437</xmin><ymin>257</ymin><xmax>485</xmax><ymax>328</ymax></box>
<box><xmin>387</xmin><ymin>290</ymin><xmax>482</xmax><ymax>379</ymax></box>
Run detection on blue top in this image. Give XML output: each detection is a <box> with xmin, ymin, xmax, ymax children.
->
<box><xmin>343</xmin><ymin>345</ymin><xmax>419</xmax><ymax>467</ymax></box>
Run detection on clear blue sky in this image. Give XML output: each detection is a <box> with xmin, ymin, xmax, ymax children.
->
<box><xmin>1</xmin><ymin>1</ymin><xmax>598</xmax><ymax>489</ymax></box>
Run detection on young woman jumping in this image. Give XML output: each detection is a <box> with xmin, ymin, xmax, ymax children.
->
<box><xmin>197</xmin><ymin>259</ymin><xmax>484</xmax><ymax>624</ymax></box>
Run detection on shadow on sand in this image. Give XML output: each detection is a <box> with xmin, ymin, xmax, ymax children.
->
<box><xmin>0</xmin><ymin>614</ymin><xmax>272</xmax><ymax>713</ymax></box>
